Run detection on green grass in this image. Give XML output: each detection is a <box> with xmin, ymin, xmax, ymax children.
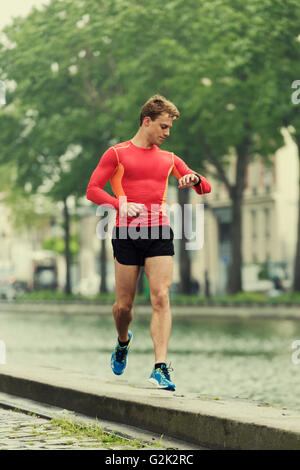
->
<box><xmin>49</xmin><ymin>417</ymin><xmax>165</xmax><ymax>449</ymax></box>
<box><xmin>15</xmin><ymin>289</ymin><xmax>300</xmax><ymax>305</ymax></box>
<box><xmin>3</xmin><ymin>409</ymin><xmax>168</xmax><ymax>449</ymax></box>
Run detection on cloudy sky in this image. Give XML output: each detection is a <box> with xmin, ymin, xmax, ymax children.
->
<box><xmin>0</xmin><ymin>0</ymin><xmax>50</xmax><ymax>30</ymax></box>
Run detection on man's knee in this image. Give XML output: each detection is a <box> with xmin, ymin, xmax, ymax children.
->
<box><xmin>151</xmin><ymin>287</ymin><xmax>170</xmax><ymax>310</ymax></box>
<box><xmin>115</xmin><ymin>300</ymin><xmax>134</xmax><ymax>316</ymax></box>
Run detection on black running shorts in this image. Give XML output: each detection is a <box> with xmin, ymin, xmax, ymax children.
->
<box><xmin>111</xmin><ymin>225</ymin><xmax>174</xmax><ymax>266</ymax></box>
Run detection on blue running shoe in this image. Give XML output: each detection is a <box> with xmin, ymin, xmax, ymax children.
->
<box><xmin>111</xmin><ymin>331</ymin><xmax>133</xmax><ymax>375</ymax></box>
<box><xmin>148</xmin><ymin>363</ymin><xmax>175</xmax><ymax>391</ymax></box>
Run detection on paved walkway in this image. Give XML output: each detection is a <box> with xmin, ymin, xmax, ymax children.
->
<box><xmin>0</xmin><ymin>406</ymin><xmax>161</xmax><ymax>450</ymax></box>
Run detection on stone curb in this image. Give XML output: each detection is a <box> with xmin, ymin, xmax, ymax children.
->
<box><xmin>0</xmin><ymin>365</ymin><xmax>300</xmax><ymax>450</ymax></box>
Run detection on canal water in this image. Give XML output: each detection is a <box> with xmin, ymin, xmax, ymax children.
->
<box><xmin>1</xmin><ymin>311</ymin><xmax>300</xmax><ymax>411</ymax></box>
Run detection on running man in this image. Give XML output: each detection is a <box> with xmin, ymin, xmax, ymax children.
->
<box><xmin>86</xmin><ymin>95</ymin><xmax>211</xmax><ymax>391</ymax></box>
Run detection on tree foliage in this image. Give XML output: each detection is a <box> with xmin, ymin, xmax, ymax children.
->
<box><xmin>0</xmin><ymin>0</ymin><xmax>299</xmax><ymax>293</ymax></box>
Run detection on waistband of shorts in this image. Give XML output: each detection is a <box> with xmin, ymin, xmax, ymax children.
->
<box><xmin>112</xmin><ymin>225</ymin><xmax>173</xmax><ymax>240</ymax></box>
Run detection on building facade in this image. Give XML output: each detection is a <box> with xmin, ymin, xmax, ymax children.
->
<box><xmin>189</xmin><ymin>130</ymin><xmax>299</xmax><ymax>294</ymax></box>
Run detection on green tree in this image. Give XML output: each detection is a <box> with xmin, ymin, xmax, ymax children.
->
<box><xmin>0</xmin><ymin>0</ymin><xmax>121</xmax><ymax>293</ymax></box>
<box><xmin>1</xmin><ymin>0</ymin><xmax>298</xmax><ymax>297</ymax></box>
<box><xmin>173</xmin><ymin>0</ymin><xmax>299</xmax><ymax>293</ymax></box>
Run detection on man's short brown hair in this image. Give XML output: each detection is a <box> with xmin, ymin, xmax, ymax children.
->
<box><xmin>139</xmin><ymin>94</ymin><xmax>180</xmax><ymax>126</ymax></box>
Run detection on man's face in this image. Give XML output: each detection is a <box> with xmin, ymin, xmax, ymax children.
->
<box><xmin>144</xmin><ymin>112</ymin><xmax>174</xmax><ymax>146</ymax></box>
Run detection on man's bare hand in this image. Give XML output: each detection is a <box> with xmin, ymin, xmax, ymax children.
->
<box><xmin>178</xmin><ymin>174</ymin><xmax>200</xmax><ymax>189</ymax></box>
<box><xmin>120</xmin><ymin>202</ymin><xmax>145</xmax><ymax>217</ymax></box>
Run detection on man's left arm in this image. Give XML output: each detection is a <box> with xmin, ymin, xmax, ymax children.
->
<box><xmin>172</xmin><ymin>154</ymin><xmax>212</xmax><ymax>194</ymax></box>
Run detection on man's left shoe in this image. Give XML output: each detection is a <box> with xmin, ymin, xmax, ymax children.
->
<box><xmin>111</xmin><ymin>331</ymin><xmax>133</xmax><ymax>375</ymax></box>
<box><xmin>148</xmin><ymin>363</ymin><xmax>175</xmax><ymax>391</ymax></box>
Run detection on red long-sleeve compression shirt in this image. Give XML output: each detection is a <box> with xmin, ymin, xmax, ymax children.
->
<box><xmin>86</xmin><ymin>140</ymin><xmax>211</xmax><ymax>227</ymax></box>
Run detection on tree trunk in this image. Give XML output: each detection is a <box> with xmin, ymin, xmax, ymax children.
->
<box><xmin>293</xmin><ymin>139</ymin><xmax>300</xmax><ymax>291</ymax></box>
<box><xmin>227</xmin><ymin>188</ymin><xmax>243</xmax><ymax>293</ymax></box>
<box><xmin>227</xmin><ymin>140</ymin><xmax>249</xmax><ymax>294</ymax></box>
<box><xmin>99</xmin><ymin>237</ymin><xmax>108</xmax><ymax>293</ymax></box>
<box><xmin>204</xmin><ymin>270</ymin><xmax>211</xmax><ymax>298</ymax></box>
<box><xmin>63</xmin><ymin>197</ymin><xmax>72</xmax><ymax>295</ymax></box>
<box><xmin>178</xmin><ymin>187</ymin><xmax>192</xmax><ymax>294</ymax></box>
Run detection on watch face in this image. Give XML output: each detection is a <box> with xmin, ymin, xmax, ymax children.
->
<box><xmin>194</xmin><ymin>174</ymin><xmax>200</xmax><ymax>185</ymax></box>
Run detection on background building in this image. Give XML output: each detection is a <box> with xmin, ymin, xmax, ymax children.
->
<box><xmin>190</xmin><ymin>130</ymin><xmax>299</xmax><ymax>295</ymax></box>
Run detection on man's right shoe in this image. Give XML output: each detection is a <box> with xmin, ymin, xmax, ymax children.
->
<box><xmin>110</xmin><ymin>331</ymin><xmax>133</xmax><ymax>376</ymax></box>
<box><xmin>148</xmin><ymin>363</ymin><xmax>175</xmax><ymax>391</ymax></box>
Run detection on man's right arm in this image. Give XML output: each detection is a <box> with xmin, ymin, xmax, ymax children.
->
<box><xmin>86</xmin><ymin>147</ymin><xmax>120</xmax><ymax>210</ymax></box>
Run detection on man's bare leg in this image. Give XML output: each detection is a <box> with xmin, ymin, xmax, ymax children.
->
<box><xmin>144</xmin><ymin>256</ymin><xmax>173</xmax><ymax>363</ymax></box>
<box><xmin>113</xmin><ymin>259</ymin><xmax>140</xmax><ymax>342</ymax></box>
